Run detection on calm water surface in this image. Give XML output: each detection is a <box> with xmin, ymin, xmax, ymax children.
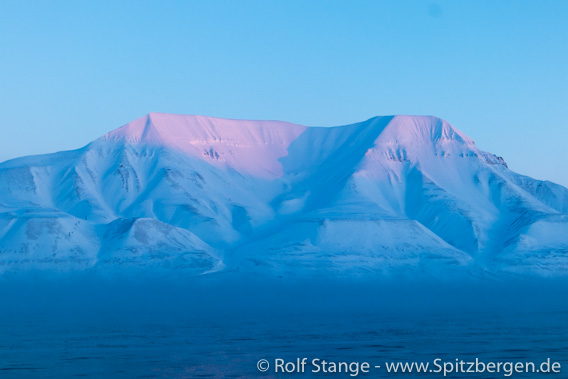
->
<box><xmin>0</xmin><ymin>308</ymin><xmax>566</xmax><ymax>378</ymax></box>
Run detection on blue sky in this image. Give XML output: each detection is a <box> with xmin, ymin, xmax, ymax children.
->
<box><xmin>1</xmin><ymin>0</ymin><xmax>567</xmax><ymax>186</ymax></box>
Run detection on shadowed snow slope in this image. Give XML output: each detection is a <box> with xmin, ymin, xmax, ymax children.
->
<box><xmin>0</xmin><ymin>113</ymin><xmax>566</xmax><ymax>278</ymax></box>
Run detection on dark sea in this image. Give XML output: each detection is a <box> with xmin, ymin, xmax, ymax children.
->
<box><xmin>0</xmin><ymin>277</ymin><xmax>566</xmax><ymax>378</ymax></box>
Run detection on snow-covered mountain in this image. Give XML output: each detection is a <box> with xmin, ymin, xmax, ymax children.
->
<box><xmin>1</xmin><ymin>113</ymin><xmax>567</xmax><ymax>277</ymax></box>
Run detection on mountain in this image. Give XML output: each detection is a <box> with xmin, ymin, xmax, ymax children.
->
<box><xmin>0</xmin><ymin>113</ymin><xmax>567</xmax><ymax>278</ymax></box>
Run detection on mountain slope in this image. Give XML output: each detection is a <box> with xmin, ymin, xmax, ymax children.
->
<box><xmin>0</xmin><ymin>113</ymin><xmax>566</xmax><ymax>277</ymax></box>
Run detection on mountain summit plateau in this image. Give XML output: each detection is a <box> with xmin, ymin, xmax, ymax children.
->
<box><xmin>1</xmin><ymin>113</ymin><xmax>567</xmax><ymax>277</ymax></box>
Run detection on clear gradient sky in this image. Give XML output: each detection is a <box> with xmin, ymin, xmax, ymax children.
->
<box><xmin>1</xmin><ymin>1</ymin><xmax>567</xmax><ymax>186</ymax></box>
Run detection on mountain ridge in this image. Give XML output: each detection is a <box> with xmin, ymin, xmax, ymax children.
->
<box><xmin>0</xmin><ymin>114</ymin><xmax>566</xmax><ymax>278</ymax></box>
